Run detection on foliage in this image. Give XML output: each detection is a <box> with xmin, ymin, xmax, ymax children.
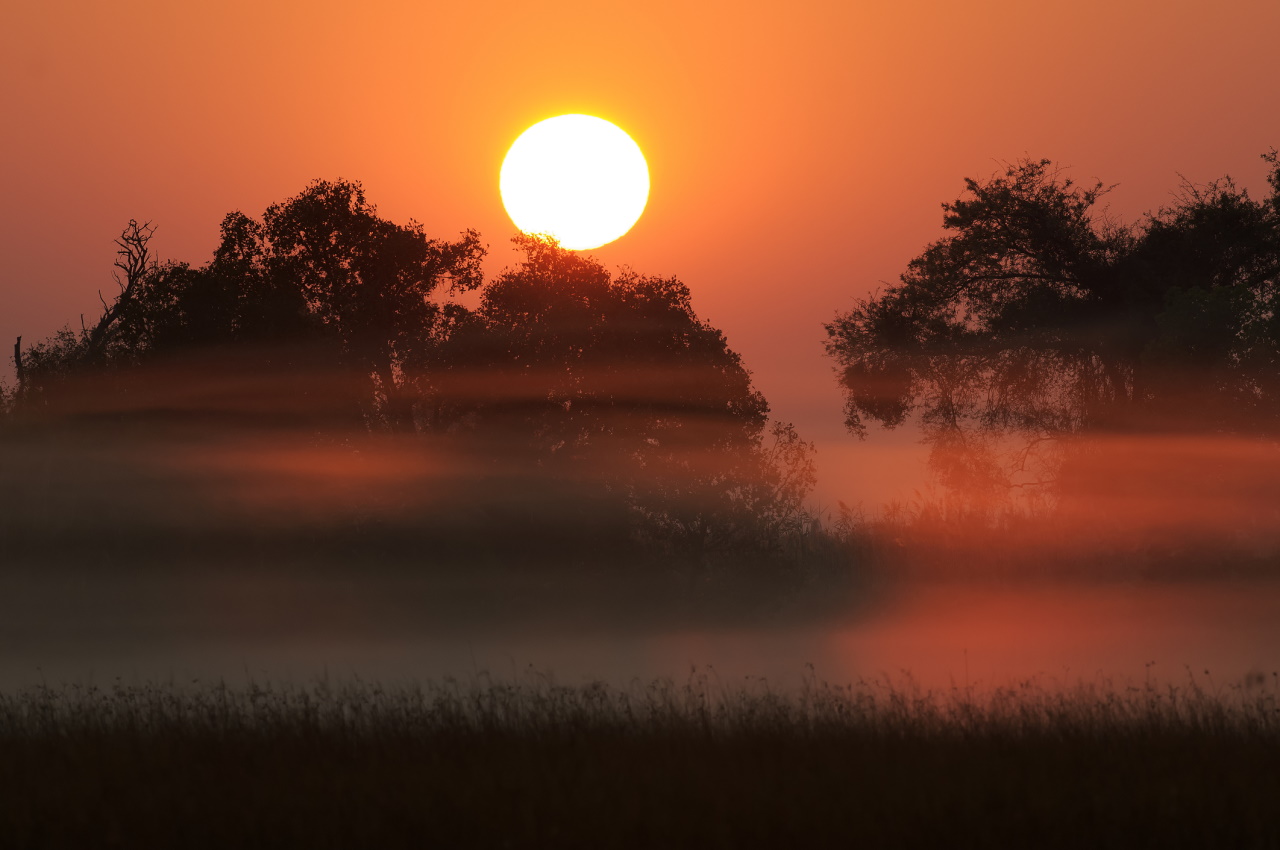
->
<box><xmin>250</xmin><ymin>181</ymin><xmax>485</xmax><ymax>429</ymax></box>
<box><xmin>16</xmin><ymin>183</ymin><xmax>485</xmax><ymax>429</ymax></box>
<box><xmin>439</xmin><ymin>235</ymin><xmax>815</xmax><ymax>556</ymax></box>
<box><xmin>825</xmin><ymin>153</ymin><xmax>1280</xmax><ymax>496</ymax></box>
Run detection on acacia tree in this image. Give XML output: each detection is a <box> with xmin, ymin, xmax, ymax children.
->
<box><xmin>825</xmin><ymin>153</ymin><xmax>1280</xmax><ymax>497</ymax></box>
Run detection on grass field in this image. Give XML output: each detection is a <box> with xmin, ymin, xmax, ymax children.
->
<box><xmin>3</xmin><ymin>669</ymin><xmax>1277</xmax><ymax>848</ymax></box>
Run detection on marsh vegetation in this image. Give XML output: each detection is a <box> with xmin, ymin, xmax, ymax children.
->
<box><xmin>3</xmin><ymin>670</ymin><xmax>1278</xmax><ymax>848</ymax></box>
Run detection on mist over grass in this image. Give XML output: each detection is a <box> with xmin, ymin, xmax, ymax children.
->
<box><xmin>4</xmin><ymin>670</ymin><xmax>1278</xmax><ymax>849</ymax></box>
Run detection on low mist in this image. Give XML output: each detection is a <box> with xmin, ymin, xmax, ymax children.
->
<box><xmin>863</xmin><ymin>429</ymin><xmax>1280</xmax><ymax>581</ymax></box>
<box><xmin>3</xmin><ymin>355</ymin><xmax>1279</xmax><ymax>696</ymax></box>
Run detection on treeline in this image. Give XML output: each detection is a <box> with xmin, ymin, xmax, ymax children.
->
<box><xmin>10</xmin><ymin>150</ymin><xmax>1280</xmax><ymax>578</ymax></box>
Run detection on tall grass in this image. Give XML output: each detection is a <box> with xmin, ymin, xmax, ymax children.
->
<box><xmin>3</xmin><ymin>669</ymin><xmax>1277</xmax><ymax>848</ymax></box>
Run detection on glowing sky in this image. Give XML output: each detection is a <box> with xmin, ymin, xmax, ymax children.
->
<box><xmin>3</xmin><ymin>0</ymin><xmax>1279</xmax><ymax>506</ymax></box>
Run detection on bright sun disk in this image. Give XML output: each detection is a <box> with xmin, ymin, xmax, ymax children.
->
<box><xmin>500</xmin><ymin>114</ymin><xmax>650</xmax><ymax>251</ymax></box>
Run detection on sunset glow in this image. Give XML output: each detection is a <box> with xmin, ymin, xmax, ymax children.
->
<box><xmin>499</xmin><ymin>114</ymin><xmax>650</xmax><ymax>250</ymax></box>
<box><xmin>6</xmin><ymin>3</ymin><xmax>1280</xmax><ymax>840</ymax></box>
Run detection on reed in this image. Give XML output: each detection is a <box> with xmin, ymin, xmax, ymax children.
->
<box><xmin>3</xmin><ymin>668</ymin><xmax>1277</xmax><ymax>848</ymax></box>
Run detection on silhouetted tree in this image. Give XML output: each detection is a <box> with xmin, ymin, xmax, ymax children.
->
<box><xmin>18</xmin><ymin>219</ymin><xmax>160</xmax><ymax>396</ymax></box>
<box><xmin>825</xmin><ymin>153</ymin><xmax>1280</xmax><ymax>497</ymax></box>
<box><xmin>441</xmin><ymin>236</ymin><xmax>815</xmax><ymax>556</ymax></box>
<box><xmin>252</xmin><ymin>181</ymin><xmax>484</xmax><ymax>430</ymax></box>
<box><xmin>11</xmin><ymin>192</ymin><xmax>816</xmax><ymax>564</ymax></box>
<box><xmin>18</xmin><ymin>181</ymin><xmax>485</xmax><ymax>429</ymax></box>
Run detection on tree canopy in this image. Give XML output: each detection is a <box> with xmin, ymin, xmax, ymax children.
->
<box><xmin>9</xmin><ymin>181</ymin><xmax>814</xmax><ymax>562</ymax></box>
<box><xmin>825</xmin><ymin>153</ymin><xmax>1280</xmax><ymax>495</ymax></box>
<box><xmin>19</xmin><ymin>181</ymin><xmax>485</xmax><ymax>430</ymax></box>
<box><xmin>438</xmin><ymin>235</ymin><xmax>814</xmax><ymax>554</ymax></box>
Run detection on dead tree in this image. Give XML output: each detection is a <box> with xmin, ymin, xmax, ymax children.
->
<box><xmin>12</xmin><ymin>335</ymin><xmax>23</xmax><ymax>400</ymax></box>
<box><xmin>83</xmin><ymin>219</ymin><xmax>155</xmax><ymax>363</ymax></box>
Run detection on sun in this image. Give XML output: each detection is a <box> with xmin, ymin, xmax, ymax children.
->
<box><xmin>500</xmin><ymin>114</ymin><xmax>650</xmax><ymax>251</ymax></box>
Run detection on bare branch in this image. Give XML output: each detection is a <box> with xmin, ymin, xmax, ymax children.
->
<box><xmin>85</xmin><ymin>219</ymin><xmax>156</xmax><ymax>363</ymax></box>
<box><xmin>13</xmin><ymin>336</ymin><xmax>23</xmax><ymax>393</ymax></box>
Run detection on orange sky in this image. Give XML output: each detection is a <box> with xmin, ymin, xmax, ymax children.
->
<box><xmin>4</xmin><ymin>0</ymin><xmax>1279</xmax><ymax>508</ymax></box>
